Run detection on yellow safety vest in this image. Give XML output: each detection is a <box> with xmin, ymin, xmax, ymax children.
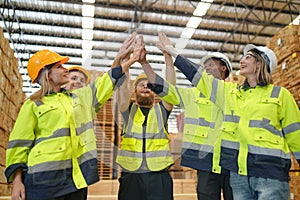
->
<box><xmin>158</xmin><ymin>86</ymin><xmax>223</xmax><ymax>173</ymax></box>
<box><xmin>116</xmin><ymin>103</ymin><xmax>174</xmax><ymax>171</ymax></box>
<box><xmin>6</xmin><ymin>72</ymin><xmax>115</xmax><ymax>192</ymax></box>
<box><xmin>171</xmin><ymin>54</ymin><xmax>300</xmax><ymax>181</ymax></box>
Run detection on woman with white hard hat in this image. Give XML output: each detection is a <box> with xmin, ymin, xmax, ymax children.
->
<box><xmin>151</xmin><ymin>32</ymin><xmax>300</xmax><ymax>200</ymax></box>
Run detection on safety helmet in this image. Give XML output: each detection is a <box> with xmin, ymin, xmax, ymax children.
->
<box><xmin>133</xmin><ymin>74</ymin><xmax>148</xmax><ymax>89</ymax></box>
<box><xmin>243</xmin><ymin>44</ymin><xmax>277</xmax><ymax>74</ymax></box>
<box><xmin>200</xmin><ymin>52</ymin><xmax>232</xmax><ymax>78</ymax></box>
<box><xmin>27</xmin><ymin>49</ymin><xmax>69</xmax><ymax>83</ymax></box>
<box><xmin>68</xmin><ymin>66</ymin><xmax>91</xmax><ymax>84</ymax></box>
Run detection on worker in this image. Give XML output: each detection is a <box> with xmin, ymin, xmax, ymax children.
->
<box><xmin>115</xmin><ymin>34</ymin><xmax>175</xmax><ymax>200</ymax></box>
<box><xmin>148</xmin><ymin>48</ymin><xmax>233</xmax><ymax>200</ymax></box>
<box><xmin>5</xmin><ymin>32</ymin><xmax>138</xmax><ymax>200</ymax></box>
<box><xmin>144</xmin><ymin>32</ymin><xmax>233</xmax><ymax>200</ymax></box>
<box><xmin>151</xmin><ymin>32</ymin><xmax>300</xmax><ymax>200</ymax></box>
<box><xmin>63</xmin><ymin>66</ymin><xmax>91</xmax><ymax>90</ymax></box>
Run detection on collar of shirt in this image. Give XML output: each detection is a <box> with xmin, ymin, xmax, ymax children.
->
<box><xmin>240</xmin><ymin>81</ymin><xmax>267</xmax><ymax>90</ymax></box>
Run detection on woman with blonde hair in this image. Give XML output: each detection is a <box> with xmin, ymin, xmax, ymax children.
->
<box><xmin>5</xmin><ymin>32</ymin><xmax>138</xmax><ymax>200</ymax></box>
<box><xmin>150</xmin><ymin>33</ymin><xmax>300</xmax><ymax>200</ymax></box>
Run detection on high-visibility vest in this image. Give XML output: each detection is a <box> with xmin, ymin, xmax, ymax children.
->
<box><xmin>116</xmin><ymin>103</ymin><xmax>174</xmax><ymax>171</ymax></box>
<box><xmin>172</xmin><ymin>54</ymin><xmax>300</xmax><ymax>182</ymax></box>
<box><xmin>5</xmin><ymin>72</ymin><xmax>116</xmax><ymax>199</ymax></box>
<box><xmin>156</xmin><ymin>86</ymin><xmax>223</xmax><ymax>173</ymax></box>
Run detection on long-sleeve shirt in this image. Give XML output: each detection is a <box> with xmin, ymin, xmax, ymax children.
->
<box><xmin>5</xmin><ymin>67</ymin><xmax>125</xmax><ymax>199</ymax></box>
<box><xmin>152</xmin><ymin>54</ymin><xmax>300</xmax><ymax>182</ymax></box>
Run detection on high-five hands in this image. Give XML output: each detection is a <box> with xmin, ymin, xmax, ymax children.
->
<box><xmin>112</xmin><ymin>32</ymin><xmax>136</xmax><ymax>68</ymax></box>
<box><xmin>114</xmin><ymin>32</ymin><xmax>177</xmax><ymax>73</ymax></box>
<box><xmin>135</xmin><ymin>35</ymin><xmax>148</xmax><ymax>65</ymax></box>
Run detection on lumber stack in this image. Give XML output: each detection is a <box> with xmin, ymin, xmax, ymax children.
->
<box><xmin>267</xmin><ymin>24</ymin><xmax>300</xmax><ymax>108</ymax></box>
<box><xmin>0</xmin><ymin>28</ymin><xmax>25</xmax><ymax>196</ymax></box>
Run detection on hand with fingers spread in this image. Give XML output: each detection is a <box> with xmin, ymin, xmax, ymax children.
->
<box><xmin>157</xmin><ymin>32</ymin><xmax>178</xmax><ymax>58</ymax></box>
<box><xmin>114</xmin><ymin>32</ymin><xmax>144</xmax><ymax>72</ymax></box>
<box><xmin>112</xmin><ymin>32</ymin><xmax>136</xmax><ymax>68</ymax></box>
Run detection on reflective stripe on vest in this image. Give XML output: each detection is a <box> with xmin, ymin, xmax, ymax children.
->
<box><xmin>116</xmin><ymin>103</ymin><xmax>173</xmax><ymax>171</ymax></box>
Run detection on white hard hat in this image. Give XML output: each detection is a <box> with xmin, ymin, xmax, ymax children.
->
<box><xmin>243</xmin><ymin>44</ymin><xmax>277</xmax><ymax>74</ymax></box>
<box><xmin>200</xmin><ymin>52</ymin><xmax>232</xmax><ymax>78</ymax></box>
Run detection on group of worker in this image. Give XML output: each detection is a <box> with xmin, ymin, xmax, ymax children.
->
<box><xmin>5</xmin><ymin>31</ymin><xmax>300</xmax><ymax>200</ymax></box>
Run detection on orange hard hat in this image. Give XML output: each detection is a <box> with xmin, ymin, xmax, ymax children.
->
<box><xmin>27</xmin><ymin>49</ymin><xmax>69</xmax><ymax>83</ymax></box>
<box><xmin>68</xmin><ymin>66</ymin><xmax>91</xmax><ymax>84</ymax></box>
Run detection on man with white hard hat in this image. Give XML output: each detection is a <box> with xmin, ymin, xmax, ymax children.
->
<box><xmin>144</xmin><ymin>34</ymin><xmax>234</xmax><ymax>200</ymax></box>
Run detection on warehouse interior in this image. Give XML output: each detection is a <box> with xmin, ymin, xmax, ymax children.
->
<box><xmin>0</xmin><ymin>0</ymin><xmax>300</xmax><ymax>199</ymax></box>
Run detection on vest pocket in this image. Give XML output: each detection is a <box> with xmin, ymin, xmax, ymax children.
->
<box><xmin>120</xmin><ymin>138</ymin><xmax>139</xmax><ymax>151</ymax></box>
<box><xmin>254</xmin><ymin>130</ymin><xmax>283</xmax><ymax>146</ymax></box>
<box><xmin>220</xmin><ymin>123</ymin><xmax>238</xmax><ymax>141</ymax></box>
<box><xmin>253</xmin><ymin>154</ymin><xmax>286</xmax><ymax>168</ymax></box>
<box><xmin>32</xmin><ymin>138</ymin><xmax>66</xmax><ymax>158</ymax></box>
<box><xmin>29</xmin><ymin>139</ymin><xmax>68</xmax><ymax>186</ymax></box>
<box><xmin>79</xmin><ymin>133</ymin><xmax>97</xmax><ymax>151</ymax></box>
<box><xmin>35</xmin><ymin>104</ymin><xmax>58</xmax><ymax>118</ymax></box>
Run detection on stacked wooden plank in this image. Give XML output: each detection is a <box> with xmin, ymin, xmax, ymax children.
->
<box><xmin>0</xmin><ymin>28</ymin><xmax>25</xmax><ymax>196</ymax></box>
<box><xmin>267</xmin><ymin>24</ymin><xmax>300</xmax><ymax>200</ymax></box>
<box><xmin>94</xmin><ymin>97</ymin><xmax>121</xmax><ymax>180</ymax></box>
<box><xmin>267</xmin><ymin>24</ymin><xmax>300</xmax><ymax>108</ymax></box>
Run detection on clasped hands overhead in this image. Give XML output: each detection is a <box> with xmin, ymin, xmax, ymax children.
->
<box><xmin>112</xmin><ymin>32</ymin><xmax>177</xmax><ymax>69</ymax></box>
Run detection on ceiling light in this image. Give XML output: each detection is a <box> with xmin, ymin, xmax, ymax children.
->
<box><xmin>82</xmin><ymin>17</ymin><xmax>94</xmax><ymax>29</ymax></box>
<box><xmin>175</xmin><ymin>38</ymin><xmax>189</xmax><ymax>49</ymax></box>
<box><xmin>180</xmin><ymin>27</ymin><xmax>196</xmax><ymax>39</ymax></box>
<box><xmin>82</xmin><ymin>29</ymin><xmax>94</xmax><ymax>40</ymax></box>
<box><xmin>193</xmin><ymin>2</ymin><xmax>211</xmax><ymax>17</ymax></box>
<box><xmin>82</xmin><ymin>40</ymin><xmax>93</xmax><ymax>50</ymax></box>
<box><xmin>82</xmin><ymin>5</ymin><xmax>95</xmax><ymax>17</ymax></box>
<box><xmin>82</xmin><ymin>0</ymin><xmax>95</xmax><ymax>3</ymax></box>
<box><xmin>186</xmin><ymin>17</ymin><xmax>202</xmax><ymax>28</ymax></box>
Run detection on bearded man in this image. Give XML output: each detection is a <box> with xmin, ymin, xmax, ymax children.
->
<box><xmin>115</xmin><ymin>34</ymin><xmax>176</xmax><ymax>200</ymax></box>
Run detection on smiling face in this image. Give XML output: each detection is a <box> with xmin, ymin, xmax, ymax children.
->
<box><xmin>64</xmin><ymin>70</ymin><xmax>87</xmax><ymax>90</ymax></box>
<box><xmin>135</xmin><ymin>79</ymin><xmax>155</xmax><ymax>107</ymax></box>
<box><xmin>239</xmin><ymin>51</ymin><xmax>259</xmax><ymax>78</ymax></box>
<box><xmin>203</xmin><ymin>58</ymin><xmax>227</xmax><ymax>80</ymax></box>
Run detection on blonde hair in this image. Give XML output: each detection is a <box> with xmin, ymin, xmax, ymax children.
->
<box><xmin>29</xmin><ymin>68</ymin><xmax>53</xmax><ymax>101</ymax></box>
<box><xmin>242</xmin><ymin>50</ymin><xmax>273</xmax><ymax>86</ymax></box>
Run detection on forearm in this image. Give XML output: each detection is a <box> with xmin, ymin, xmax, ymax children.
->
<box><xmin>147</xmin><ymin>74</ymin><xmax>181</xmax><ymax>106</ymax></box>
<box><xmin>141</xmin><ymin>61</ymin><xmax>156</xmax><ymax>84</ymax></box>
<box><xmin>117</xmin><ymin>73</ymin><xmax>131</xmax><ymax>112</ymax></box>
<box><xmin>12</xmin><ymin>169</ymin><xmax>23</xmax><ymax>184</ymax></box>
<box><xmin>121</xmin><ymin>56</ymin><xmax>137</xmax><ymax>73</ymax></box>
<box><xmin>174</xmin><ymin>54</ymin><xmax>201</xmax><ymax>84</ymax></box>
<box><xmin>164</xmin><ymin>53</ymin><xmax>176</xmax><ymax>85</ymax></box>
<box><xmin>11</xmin><ymin>168</ymin><xmax>25</xmax><ymax>200</ymax></box>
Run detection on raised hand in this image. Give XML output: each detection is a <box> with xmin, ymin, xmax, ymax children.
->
<box><xmin>157</xmin><ymin>32</ymin><xmax>178</xmax><ymax>57</ymax></box>
<box><xmin>112</xmin><ymin>32</ymin><xmax>136</xmax><ymax>67</ymax></box>
<box><xmin>156</xmin><ymin>32</ymin><xmax>172</xmax><ymax>54</ymax></box>
<box><xmin>135</xmin><ymin>35</ymin><xmax>148</xmax><ymax>64</ymax></box>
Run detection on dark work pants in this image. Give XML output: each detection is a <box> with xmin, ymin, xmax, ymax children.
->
<box><xmin>118</xmin><ymin>171</ymin><xmax>174</xmax><ymax>200</ymax></box>
<box><xmin>197</xmin><ymin>170</ymin><xmax>233</xmax><ymax>200</ymax></box>
<box><xmin>49</xmin><ymin>187</ymin><xmax>88</xmax><ymax>200</ymax></box>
